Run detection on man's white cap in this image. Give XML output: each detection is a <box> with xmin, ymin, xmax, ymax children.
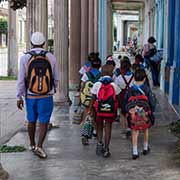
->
<box><xmin>30</xmin><ymin>32</ymin><xmax>45</xmax><ymax>45</ymax></box>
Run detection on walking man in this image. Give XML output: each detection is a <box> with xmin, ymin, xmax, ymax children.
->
<box><xmin>16</xmin><ymin>32</ymin><xmax>59</xmax><ymax>158</ymax></box>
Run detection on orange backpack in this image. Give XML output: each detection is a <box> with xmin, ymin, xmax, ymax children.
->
<box><xmin>25</xmin><ymin>51</ymin><xmax>53</xmax><ymax>95</ymax></box>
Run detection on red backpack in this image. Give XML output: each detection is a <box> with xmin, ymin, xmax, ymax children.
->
<box><xmin>95</xmin><ymin>83</ymin><xmax>117</xmax><ymax>118</ymax></box>
<box><xmin>126</xmin><ymin>88</ymin><xmax>152</xmax><ymax>130</ymax></box>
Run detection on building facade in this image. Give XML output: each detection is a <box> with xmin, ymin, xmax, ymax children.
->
<box><xmin>2</xmin><ymin>0</ymin><xmax>180</xmax><ymax>114</ymax></box>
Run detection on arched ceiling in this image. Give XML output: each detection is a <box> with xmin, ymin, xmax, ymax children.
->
<box><xmin>112</xmin><ymin>0</ymin><xmax>144</xmax><ymax>11</ymax></box>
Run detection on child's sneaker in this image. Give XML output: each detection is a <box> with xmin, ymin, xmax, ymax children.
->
<box><xmin>103</xmin><ymin>149</ymin><xmax>111</xmax><ymax>158</ymax></box>
<box><xmin>132</xmin><ymin>154</ymin><xmax>139</xmax><ymax>160</ymax></box>
<box><xmin>29</xmin><ymin>145</ymin><xmax>36</xmax><ymax>152</ymax></box>
<box><xmin>96</xmin><ymin>142</ymin><xmax>104</xmax><ymax>156</ymax></box>
<box><xmin>143</xmin><ymin>147</ymin><xmax>150</xmax><ymax>155</ymax></box>
<box><xmin>81</xmin><ymin>136</ymin><xmax>89</xmax><ymax>146</ymax></box>
<box><xmin>92</xmin><ymin>130</ymin><xmax>97</xmax><ymax>138</ymax></box>
<box><xmin>34</xmin><ymin>147</ymin><xmax>47</xmax><ymax>159</ymax></box>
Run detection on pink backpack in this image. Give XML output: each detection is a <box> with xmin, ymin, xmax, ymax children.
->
<box><xmin>95</xmin><ymin>83</ymin><xmax>117</xmax><ymax>118</ymax></box>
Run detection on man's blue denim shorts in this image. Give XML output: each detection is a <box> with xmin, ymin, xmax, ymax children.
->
<box><xmin>25</xmin><ymin>96</ymin><xmax>53</xmax><ymax>124</ymax></box>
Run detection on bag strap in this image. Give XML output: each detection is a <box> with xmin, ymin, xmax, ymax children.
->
<box><xmin>129</xmin><ymin>86</ymin><xmax>146</xmax><ymax>97</ymax></box>
<box><xmin>25</xmin><ymin>50</ymin><xmax>37</xmax><ymax>57</ymax></box>
<box><xmin>137</xmin><ymin>87</ymin><xmax>145</xmax><ymax>95</ymax></box>
<box><xmin>25</xmin><ymin>50</ymin><xmax>48</xmax><ymax>57</ymax></box>
<box><xmin>86</xmin><ymin>71</ymin><xmax>94</xmax><ymax>81</ymax></box>
<box><xmin>122</xmin><ymin>75</ymin><xmax>134</xmax><ymax>90</ymax></box>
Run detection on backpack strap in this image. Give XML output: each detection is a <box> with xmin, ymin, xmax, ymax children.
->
<box><xmin>25</xmin><ymin>50</ymin><xmax>48</xmax><ymax>57</ymax></box>
<box><xmin>39</xmin><ymin>50</ymin><xmax>48</xmax><ymax>56</ymax></box>
<box><xmin>25</xmin><ymin>50</ymin><xmax>37</xmax><ymax>57</ymax></box>
<box><xmin>86</xmin><ymin>71</ymin><xmax>94</xmax><ymax>81</ymax></box>
<box><xmin>122</xmin><ymin>75</ymin><xmax>134</xmax><ymax>90</ymax></box>
<box><xmin>137</xmin><ymin>87</ymin><xmax>145</xmax><ymax>95</ymax></box>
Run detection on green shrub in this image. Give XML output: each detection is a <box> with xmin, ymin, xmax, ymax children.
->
<box><xmin>0</xmin><ymin>76</ymin><xmax>17</xmax><ymax>80</ymax></box>
<box><xmin>0</xmin><ymin>18</ymin><xmax>8</xmax><ymax>34</ymax></box>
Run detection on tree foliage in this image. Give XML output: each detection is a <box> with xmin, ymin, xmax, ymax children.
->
<box><xmin>0</xmin><ymin>0</ymin><xmax>26</xmax><ymax>10</ymax></box>
<box><xmin>9</xmin><ymin>0</ymin><xmax>26</xmax><ymax>10</ymax></box>
<box><xmin>0</xmin><ymin>19</ymin><xmax>8</xmax><ymax>34</ymax></box>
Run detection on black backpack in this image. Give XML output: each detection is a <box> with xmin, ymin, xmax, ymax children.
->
<box><xmin>25</xmin><ymin>51</ymin><xmax>53</xmax><ymax>95</ymax></box>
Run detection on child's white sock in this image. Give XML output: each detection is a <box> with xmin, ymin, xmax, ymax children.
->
<box><xmin>144</xmin><ymin>142</ymin><xmax>148</xmax><ymax>150</ymax></box>
<box><xmin>133</xmin><ymin>146</ymin><xmax>138</xmax><ymax>155</ymax></box>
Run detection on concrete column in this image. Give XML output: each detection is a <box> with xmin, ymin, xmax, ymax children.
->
<box><xmin>161</xmin><ymin>0</ymin><xmax>169</xmax><ymax>93</ymax></box>
<box><xmin>69</xmin><ymin>0</ymin><xmax>81</xmax><ymax>90</ymax></box>
<box><xmin>94</xmin><ymin>0</ymin><xmax>98</xmax><ymax>52</ymax></box>
<box><xmin>8</xmin><ymin>5</ymin><xmax>18</xmax><ymax>76</ymax></box>
<box><xmin>98</xmin><ymin>0</ymin><xmax>107</xmax><ymax>62</ymax></box>
<box><xmin>36</xmin><ymin>0</ymin><xmax>48</xmax><ymax>44</ymax></box>
<box><xmin>121</xmin><ymin>21</ymin><xmax>124</xmax><ymax>46</ymax></box>
<box><xmin>88</xmin><ymin>0</ymin><xmax>94</xmax><ymax>53</ymax></box>
<box><xmin>169</xmin><ymin>0</ymin><xmax>180</xmax><ymax>105</ymax></box>
<box><xmin>26</xmin><ymin>0</ymin><xmax>48</xmax><ymax>49</ymax></box>
<box><xmin>117</xmin><ymin>14</ymin><xmax>122</xmax><ymax>49</ymax></box>
<box><xmin>107</xmin><ymin>0</ymin><xmax>112</xmax><ymax>55</ymax></box>
<box><xmin>54</xmin><ymin>0</ymin><xmax>69</xmax><ymax>103</ymax></box>
<box><xmin>81</xmin><ymin>0</ymin><xmax>89</xmax><ymax>66</ymax></box>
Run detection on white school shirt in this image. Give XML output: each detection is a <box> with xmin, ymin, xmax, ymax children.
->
<box><xmin>114</xmin><ymin>74</ymin><xmax>134</xmax><ymax>90</ymax></box>
<box><xmin>81</xmin><ymin>73</ymin><xmax>89</xmax><ymax>82</ymax></box>
<box><xmin>91</xmin><ymin>76</ymin><xmax>121</xmax><ymax>96</ymax></box>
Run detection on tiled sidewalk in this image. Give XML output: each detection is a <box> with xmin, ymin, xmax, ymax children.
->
<box><xmin>0</xmin><ymin>80</ymin><xmax>180</xmax><ymax>180</ymax></box>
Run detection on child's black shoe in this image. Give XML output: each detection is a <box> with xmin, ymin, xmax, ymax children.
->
<box><xmin>96</xmin><ymin>142</ymin><xmax>104</xmax><ymax>156</ymax></box>
<box><xmin>81</xmin><ymin>136</ymin><xmax>89</xmax><ymax>146</ymax></box>
<box><xmin>143</xmin><ymin>147</ymin><xmax>150</xmax><ymax>155</ymax></box>
<box><xmin>103</xmin><ymin>149</ymin><xmax>111</xmax><ymax>158</ymax></box>
<box><xmin>132</xmin><ymin>154</ymin><xmax>139</xmax><ymax>160</ymax></box>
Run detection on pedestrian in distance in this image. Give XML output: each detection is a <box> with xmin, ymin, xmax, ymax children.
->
<box><xmin>16</xmin><ymin>32</ymin><xmax>59</xmax><ymax>159</ymax></box>
<box><xmin>143</xmin><ymin>36</ymin><xmax>160</xmax><ymax>87</ymax></box>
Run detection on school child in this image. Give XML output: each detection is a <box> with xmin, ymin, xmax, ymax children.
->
<box><xmin>80</xmin><ymin>59</ymin><xmax>101</xmax><ymax>145</ymax></box>
<box><xmin>132</xmin><ymin>54</ymin><xmax>152</xmax><ymax>88</ymax></box>
<box><xmin>106</xmin><ymin>54</ymin><xmax>114</xmax><ymax>61</ymax></box>
<box><xmin>132</xmin><ymin>54</ymin><xmax>145</xmax><ymax>71</ymax></box>
<box><xmin>113</xmin><ymin>55</ymin><xmax>122</xmax><ymax>78</ymax></box>
<box><xmin>124</xmin><ymin>69</ymin><xmax>156</xmax><ymax>160</ymax></box>
<box><xmin>79</xmin><ymin>52</ymin><xmax>95</xmax><ymax>76</ymax></box>
<box><xmin>73</xmin><ymin>52</ymin><xmax>100</xmax><ymax>121</ymax></box>
<box><xmin>115</xmin><ymin>59</ymin><xmax>134</xmax><ymax>138</ymax></box>
<box><xmin>106</xmin><ymin>59</ymin><xmax>116</xmax><ymax>79</ymax></box>
<box><xmin>90</xmin><ymin>64</ymin><xmax>121</xmax><ymax>157</ymax></box>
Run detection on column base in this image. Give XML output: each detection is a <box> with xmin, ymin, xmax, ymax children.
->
<box><xmin>69</xmin><ymin>83</ymin><xmax>79</xmax><ymax>91</ymax></box>
<box><xmin>54</xmin><ymin>93</ymin><xmax>72</xmax><ymax>106</ymax></box>
<box><xmin>168</xmin><ymin>66</ymin><xmax>180</xmax><ymax>105</ymax></box>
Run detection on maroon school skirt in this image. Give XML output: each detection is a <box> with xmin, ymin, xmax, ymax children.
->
<box><xmin>96</xmin><ymin>116</ymin><xmax>115</xmax><ymax>123</ymax></box>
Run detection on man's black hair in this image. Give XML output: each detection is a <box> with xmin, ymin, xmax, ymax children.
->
<box><xmin>148</xmin><ymin>36</ymin><xmax>156</xmax><ymax>43</ymax></box>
